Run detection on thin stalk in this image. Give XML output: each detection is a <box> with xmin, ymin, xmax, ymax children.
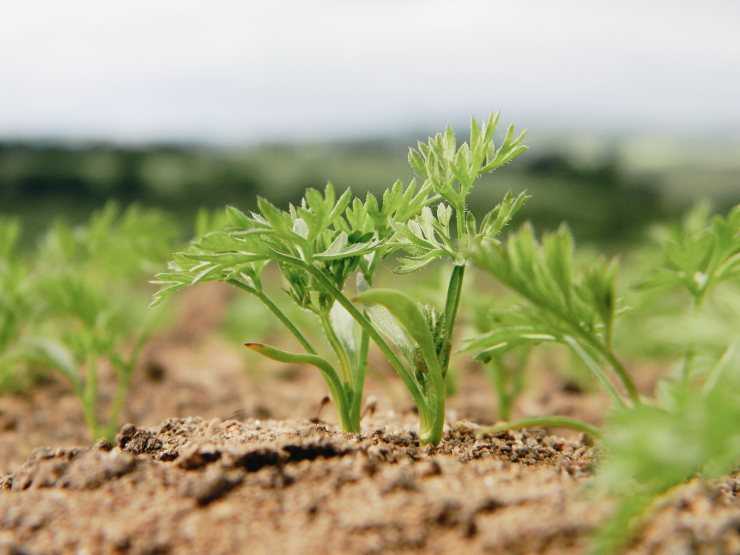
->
<box><xmin>589</xmin><ymin>493</ymin><xmax>654</xmax><ymax>555</ymax></box>
<box><xmin>105</xmin><ymin>331</ymin><xmax>149</xmax><ymax>440</ymax></box>
<box><xmin>245</xmin><ymin>342</ymin><xmax>356</xmax><ymax>432</ymax></box>
<box><xmin>319</xmin><ymin>310</ymin><xmax>353</xmax><ymax>386</ymax></box>
<box><xmin>680</xmin><ymin>297</ymin><xmax>699</xmax><ymax>385</ymax></box>
<box><xmin>493</xmin><ymin>276</ymin><xmax>640</xmax><ymax>405</ymax></box>
<box><xmin>82</xmin><ymin>356</ymin><xmax>99</xmax><ymax>439</ymax></box>
<box><xmin>227</xmin><ymin>278</ymin><xmax>316</xmax><ymax>354</ymax></box>
<box><xmin>478</xmin><ymin>415</ymin><xmax>602</xmax><ymax>439</ymax></box>
<box><xmin>441</xmin><ymin>263</ymin><xmax>465</xmax><ymax>371</ymax></box>
<box><xmin>269</xmin><ymin>251</ymin><xmax>428</xmax><ymax>414</ymax></box>
<box><xmin>455</xmin><ymin>204</ymin><xmax>467</xmax><ymax>245</ymax></box>
<box><xmin>105</xmin><ymin>358</ymin><xmax>133</xmax><ymax>441</ymax></box>
<box><xmin>350</xmin><ymin>329</ymin><xmax>369</xmax><ymax>426</ymax></box>
<box><xmin>485</xmin><ymin>361</ymin><xmax>512</xmax><ymax>421</ymax></box>
<box><xmin>336</xmin><ymin>394</ymin><xmax>357</xmax><ymax>433</ymax></box>
<box><xmin>599</xmin><ymin>347</ymin><xmax>640</xmax><ymax>405</ymax></box>
<box><xmin>553</xmin><ymin>311</ymin><xmax>639</xmax><ymax>404</ymax></box>
<box><xmin>680</xmin><ymin>351</ymin><xmax>696</xmax><ymax>384</ymax></box>
<box><xmin>564</xmin><ymin>336</ymin><xmax>627</xmax><ymax>408</ymax></box>
<box><xmin>328</xmin><ymin>280</ymin><xmax>428</xmax><ymax>417</ymax></box>
<box><xmin>702</xmin><ymin>342</ymin><xmax>735</xmax><ymax>396</ymax></box>
<box><xmin>420</xmin><ymin>369</ymin><xmax>446</xmax><ymax>444</ymax></box>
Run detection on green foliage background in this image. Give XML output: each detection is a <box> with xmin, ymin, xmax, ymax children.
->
<box><xmin>2</xmin><ymin>134</ymin><xmax>738</xmax><ymax>244</ymax></box>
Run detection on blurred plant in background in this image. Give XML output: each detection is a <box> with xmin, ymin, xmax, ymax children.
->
<box><xmin>591</xmin><ymin>360</ymin><xmax>740</xmax><ymax>555</ymax></box>
<box><xmin>461</xmin><ymin>199</ymin><xmax>739</xmax><ymax>554</ymax></box>
<box><xmin>0</xmin><ymin>204</ymin><xmax>178</xmax><ymax>440</ymax></box>
<box><xmin>0</xmin><ymin>218</ymin><xmax>39</xmax><ymax>392</ymax></box>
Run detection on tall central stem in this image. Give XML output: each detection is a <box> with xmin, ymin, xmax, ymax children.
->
<box><xmin>441</xmin><ymin>263</ymin><xmax>465</xmax><ymax>371</ymax></box>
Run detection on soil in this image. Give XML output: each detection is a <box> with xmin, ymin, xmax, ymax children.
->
<box><xmin>0</xmin><ymin>284</ymin><xmax>737</xmax><ymax>554</ymax></box>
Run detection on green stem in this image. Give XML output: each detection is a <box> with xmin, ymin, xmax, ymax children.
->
<box><xmin>105</xmin><ymin>356</ymin><xmax>134</xmax><ymax>441</ymax></box>
<box><xmin>227</xmin><ymin>278</ymin><xmax>317</xmax><ymax>354</ymax></box>
<box><xmin>103</xmin><ymin>327</ymin><xmax>154</xmax><ymax>440</ymax></box>
<box><xmin>351</xmin><ymin>329</ymin><xmax>369</xmax><ymax>426</ymax></box>
<box><xmin>600</xmin><ymin>348</ymin><xmax>640</xmax><ymax>405</ymax></box>
<box><xmin>702</xmin><ymin>342</ymin><xmax>735</xmax><ymax>396</ymax></box>
<box><xmin>681</xmin><ymin>297</ymin><xmax>699</xmax><ymax>386</ymax></box>
<box><xmin>269</xmin><ymin>251</ymin><xmax>428</xmax><ymax>414</ymax></box>
<box><xmin>419</xmin><ymin>370</ymin><xmax>446</xmax><ymax>444</ymax></box>
<box><xmin>336</xmin><ymin>391</ymin><xmax>357</xmax><ymax>433</ymax></box>
<box><xmin>565</xmin><ymin>336</ymin><xmax>627</xmax><ymax>408</ymax></box>
<box><xmin>319</xmin><ymin>310</ymin><xmax>353</xmax><ymax>386</ymax></box>
<box><xmin>246</xmin><ymin>342</ymin><xmax>357</xmax><ymax>432</ymax></box>
<box><xmin>330</xmin><ymin>282</ymin><xmax>428</xmax><ymax>417</ymax></box>
<box><xmin>558</xmin><ymin>315</ymin><xmax>638</xmax><ymax>405</ymax></box>
<box><xmin>478</xmin><ymin>415</ymin><xmax>602</xmax><ymax>439</ymax></box>
<box><xmin>681</xmin><ymin>350</ymin><xmax>696</xmax><ymax>384</ymax></box>
<box><xmin>441</xmin><ymin>263</ymin><xmax>465</xmax><ymax>371</ymax></box>
<box><xmin>589</xmin><ymin>493</ymin><xmax>656</xmax><ymax>555</ymax></box>
<box><xmin>82</xmin><ymin>355</ymin><xmax>99</xmax><ymax>439</ymax></box>
<box><xmin>485</xmin><ymin>359</ymin><xmax>512</xmax><ymax>421</ymax></box>
<box><xmin>455</xmin><ymin>204</ymin><xmax>467</xmax><ymax>244</ymax></box>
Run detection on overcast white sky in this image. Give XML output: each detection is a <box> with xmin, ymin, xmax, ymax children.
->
<box><xmin>1</xmin><ymin>1</ymin><xmax>739</xmax><ymax>143</ymax></box>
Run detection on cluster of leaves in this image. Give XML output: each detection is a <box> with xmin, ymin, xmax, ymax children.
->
<box><xmin>0</xmin><ymin>203</ymin><xmax>177</xmax><ymax>440</ymax></box>
<box><xmin>466</xmin><ymin>223</ymin><xmax>638</xmax><ymax>408</ymax></box>
<box><xmin>407</xmin><ymin>113</ymin><xmax>527</xmax><ymax>216</ymax></box>
<box><xmin>154</xmin><ymin>115</ymin><xmax>529</xmax><ymax>444</ymax></box>
<box><xmin>465</xmin><ymin>202</ymin><xmax>740</xmax><ymax>553</ymax></box>
<box><xmin>154</xmin><ymin>180</ymin><xmax>436</xmax><ymax>434</ymax></box>
<box><xmin>640</xmin><ymin>202</ymin><xmax>740</xmax><ymax>304</ymax></box>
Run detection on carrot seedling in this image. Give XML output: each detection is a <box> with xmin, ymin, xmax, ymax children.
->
<box><xmin>0</xmin><ymin>218</ymin><xmax>38</xmax><ymax>392</ymax></box>
<box><xmin>27</xmin><ymin>204</ymin><xmax>176</xmax><ymax>440</ymax></box>
<box><xmin>465</xmin><ymin>223</ymin><xmax>640</xmax><ymax>432</ymax></box>
<box><xmin>154</xmin><ymin>115</ymin><xmax>529</xmax><ymax>444</ymax></box>
<box><xmin>153</xmin><ymin>181</ymin><xmax>433</xmax><ymax>434</ymax></box>
<box><xmin>356</xmin><ymin>115</ymin><xmax>529</xmax><ymax>443</ymax></box>
<box><xmin>464</xmin><ymin>201</ymin><xmax>739</xmax><ymax>552</ymax></box>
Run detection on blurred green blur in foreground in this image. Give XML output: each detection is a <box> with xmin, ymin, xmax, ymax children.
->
<box><xmin>1</xmin><ymin>133</ymin><xmax>738</xmax><ymax>244</ymax></box>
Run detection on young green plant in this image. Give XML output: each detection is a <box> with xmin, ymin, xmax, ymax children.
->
<box><xmin>590</xmin><ymin>357</ymin><xmax>740</xmax><ymax>555</ymax></box>
<box><xmin>639</xmin><ymin>202</ymin><xmax>740</xmax><ymax>386</ymax></box>
<box><xmin>0</xmin><ymin>218</ymin><xmax>38</xmax><ymax>392</ymax></box>
<box><xmin>465</xmin><ymin>202</ymin><xmax>739</xmax><ymax>552</ymax></box>
<box><xmin>31</xmin><ymin>274</ymin><xmax>161</xmax><ymax>440</ymax></box>
<box><xmin>153</xmin><ymin>181</ymin><xmax>433</xmax><ymax>434</ymax></box>
<box><xmin>353</xmin><ymin>115</ymin><xmax>530</xmax><ymax>443</ymax></box>
<box><xmin>465</xmin><ymin>223</ymin><xmax>640</xmax><ymax>435</ymax></box>
<box><xmin>153</xmin><ymin>114</ymin><xmax>529</xmax><ymax>444</ymax></box>
<box><xmin>28</xmin><ymin>204</ymin><xmax>176</xmax><ymax>440</ymax></box>
<box><xmin>586</xmin><ymin>203</ymin><xmax>740</xmax><ymax>554</ymax></box>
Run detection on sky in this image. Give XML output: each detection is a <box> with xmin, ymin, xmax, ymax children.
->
<box><xmin>1</xmin><ymin>1</ymin><xmax>739</xmax><ymax>143</ymax></box>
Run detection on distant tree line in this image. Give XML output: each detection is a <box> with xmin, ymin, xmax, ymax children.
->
<box><xmin>0</xmin><ymin>140</ymin><xmax>678</xmax><ymax>243</ymax></box>
<box><xmin>0</xmin><ymin>142</ymin><xmax>260</xmax><ymax>208</ymax></box>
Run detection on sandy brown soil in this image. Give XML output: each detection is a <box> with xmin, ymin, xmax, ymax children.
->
<box><xmin>0</xmin><ymin>284</ymin><xmax>737</xmax><ymax>554</ymax></box>
<box><xmin>0</xmin><ymin>418</ymin><xmax>737</xmax><ymax>555</ymax></box>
